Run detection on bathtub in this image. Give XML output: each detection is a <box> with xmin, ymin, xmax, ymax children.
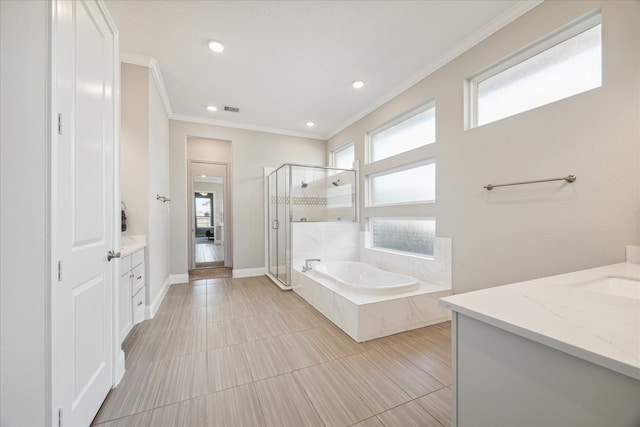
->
<box><xmin>312</xmin><ymin>261</ymin><xmax>420</xmax><ymax>295</ymax></box>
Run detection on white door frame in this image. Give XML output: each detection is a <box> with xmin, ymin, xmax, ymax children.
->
<box><xmin>48</xmin><ymin>0</ymin><xmax>122</xmax><ymax>424</ymax></box>
<box><xmin>187</xmin><ymin>160</ymin><xmax>232</xmax><ymax>270</ymax></box>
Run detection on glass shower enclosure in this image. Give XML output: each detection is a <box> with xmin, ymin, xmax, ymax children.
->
<box><xmin>267</xmin><ymin>164</ymin><xmax>356</xmax><ymax>288</ymax></box>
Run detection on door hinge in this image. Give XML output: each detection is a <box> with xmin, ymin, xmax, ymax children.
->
<box><xmin>58</xmin><ymin>408</ymin><xmax>62</xmax><ymax>427</ymax></box>
<box><xmin>58</xmin><ymin>261</ymin><xmax>62</xmax><ymax>282</ymax></box>
<box><xmin>58</xmin><ymin>113</ymin><xmax>64</xmax><ymax>135</ymax></box>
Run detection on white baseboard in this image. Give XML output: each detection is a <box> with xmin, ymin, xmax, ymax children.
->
<box><xmin>170</xmin><ymin>273</ymin><xmax>189</xmax><ymax>284</ymax></box>
<box><xmin>146</xmin><ymin>275</ymin><xmax>171</xmax><ymax>319</ymax></box>
<box><xmin>115</xmin><ymin>349</ymin><xmax>126</xmax><ymax>386</ymax></box>
<box><xmin>232</xmin><ymin>267</ymin><xmax>265</xmax><ymax>278</ymax></box>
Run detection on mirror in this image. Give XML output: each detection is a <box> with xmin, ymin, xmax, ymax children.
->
<box><xmin>193</xmin><ymin>174</ymin><xmax>225</xmax><ymax>269</ymax></box>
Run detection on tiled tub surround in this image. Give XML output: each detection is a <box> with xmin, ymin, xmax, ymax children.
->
<box><xmin>294</xmin><ymin>268</ymin><xmax>451</xmax><ymax>342</ymax></box>
<box><xmin>291</xmin><ymin>222</ymin><xmax>359</xmax><ymax>273</ymax></box>
<box><xmin>292</xmin><ymin>236</ymin><xmax>452</xmax><ymax>342</ymax></box>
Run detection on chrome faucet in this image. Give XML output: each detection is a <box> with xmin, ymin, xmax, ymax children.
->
<box><xmin>303</xmin><ymin>258</ymin><xmax>321</xmax><ymax>272</ymax></box>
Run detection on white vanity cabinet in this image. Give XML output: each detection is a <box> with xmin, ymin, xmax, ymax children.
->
<box><xmin>118</xmin><ymin>248</ymin><xmax>145</xmax><ymax>343</ymax></box>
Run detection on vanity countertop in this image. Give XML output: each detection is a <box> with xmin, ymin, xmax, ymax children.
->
<box><xmin>120</xmin><ymin>235</ymin><xmax>146</xmax><ymax>256</ymax></box>
<box><xmin>440</xmin><ymin>262</ymin><xmax>640</xmax><ymax>380</ymax></box>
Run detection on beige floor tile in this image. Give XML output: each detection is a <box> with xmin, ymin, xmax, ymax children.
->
<box><xmin>171</xmin><ymin>306</ymin><xmax>208</xmax><ymax>329</ymax></box>
<box><xmin>93</xmin><ymin>361</ymin><xmax>163</xmax><ymax>423</ymax></box>
<box><xmin>332</xmin><ymin>353</ymin><xmax>412</xmax><ymax>413</ymax></box>
<box><xmin>207</xmin><ymin>345</ymin><xmax>254</xmax><ymax>393</ymax></box>
<box><xmin>124</xmin><ymin>330</ymin><xmax>164</xmax><ymax>368</ymax></box>
<box><xmin>387</xmin><ymin>340</ymin><xmax>452</xmax><ymax>385</ymax></box>
<box><xmin>277</xmin><ymin>331</ymin><xmax>329</xmax><ymax>370</ymax></box>
<box><xmin>155</xmin><ymin>325</ymin><xmax>207</xmax><ymax>361</ymax></box>
<box><xmin>363</xmin><ymin>347</ymin><xmax>445</xmax><ymax>398</ymax></box>
<box><xmin>207</xmin><ymin>319</ymin><xmax>248</xmax><ymax>349</ymax></box>
<box><xmin>254</xmin><ymin>373</ymin><xmax>323</xmax><ymax>427</ymax></box>
<box><xmin>278</xmin><ymin>307</ymin><xmax>321</xmax><ymax>332</ymax></box>
<box><xmin>377</xmin><ymin>400</ymin><xmax>443</xmax><ymax>427</ymax></box>
<box><xmin>350</xmin><ymin>416</ymin><xmax>386</xmax><ymax>427</ymax></box>
<box><xmin>416</xmin><ymin>387</ymin><xmax>452</xmax><ymax>427</ymax></box>
<box><xmin>154</xmin><ymin>352</ymin><xmax>208</xmax><ymax>407</ymax></box>
<box><xmin>294</xmin><ymin>362</ymin><xmax>374</xmax><ymax>426</ymax></box>
<box><xmin>148</xmin><ymin>396</ymin><xmax>207</xmax><ymax>427</ymax></box>
<box><xmin>243</xmin><ymin>337</ymin><xmax>294</xmax><ymax>380</ymax></box>
<box><xmin>206</xmin><ymin>384</ymin><xmax>266</xmax><ymax>427</ymax></box>
<box><xmin>92</xmin><ymin>410</ymin><xmax>151</xmax><ymax>426</ymax></box>
<box><xmin>301</xmin><ymin>325</ymin><xmax>362</xmax><ymax>360</ymax></box>
<box><xmin>94</xmin><ymin>277</ymin><xmax>454</xmax><ymax>426</ymax></box>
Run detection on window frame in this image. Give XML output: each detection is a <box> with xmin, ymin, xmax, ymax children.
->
<box><xmin>367</xmin><ymin>158</ymin><xmax>436</xmax><ymax>208</ymax></box>
<box><xmin>366</xmin><ymin>100</ymin><xmax>436</xmax><ymax>164</ymax></box>
<box><xmin>331</xmin><ymin>141</ymin><xmax>355</xmax><ymax>169</ymax></box>
<box><xmin>466</xmin><ymin>8</ymin><xmax>602</xmax><ymax>129</ymax></box>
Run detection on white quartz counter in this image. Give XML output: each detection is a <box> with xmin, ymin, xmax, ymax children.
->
<box><xmin>440</xmin><ymin>262</ymin><xmax>640</xmax><ymax>380</ymax></box>
<box><xmin>120</xmin><ymin>235</ymin><xmax>146</xmax><ymax>256</ymax></box>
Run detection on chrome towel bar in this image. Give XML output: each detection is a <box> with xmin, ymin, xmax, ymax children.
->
<box><xmin>484</xmin><ymin>174</ymin><xmax>576</xmax><ymax>191</ymax></box>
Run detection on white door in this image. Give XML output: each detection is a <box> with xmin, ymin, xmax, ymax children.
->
<box><xmin>52</xmin><ymin>1</ymin><xmax>118</xmax><ymax>425</ymax></box>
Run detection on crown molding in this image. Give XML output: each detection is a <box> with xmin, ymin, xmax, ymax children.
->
<box><xmin>169</xmin><ymin>114</ymin><xmax>327</xmax><ymax>141</ymax></box>
<box><xmin>120</xmin><ymin>53</ymin><xmax>173</xmax><ymax>117</ymax></box>
<box><xmin>326</xmin><ymin>0</ymin><xmax>544</xmax><ymax>139</ymax></box>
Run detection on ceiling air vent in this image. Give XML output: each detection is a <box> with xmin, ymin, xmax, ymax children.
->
<box><xmin>223</xmin><ymin>105</ymin><xmax>240</xmax><ymax>113</ymax></box>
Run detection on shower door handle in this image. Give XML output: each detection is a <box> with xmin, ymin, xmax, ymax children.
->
<box><xmin>272</xmin><ymin>220</ymin><xmax>279</xmax><ymax>230</ymax></box>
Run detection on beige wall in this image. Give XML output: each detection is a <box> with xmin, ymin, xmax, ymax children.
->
<box><xmin>121</xmin><ymin>63</ymin><xmax>149</xmax><ymax>236</ymax></box>
<box><xmin>120</xmin><ymin>62</ymin><xmax>171</xmax><ymax>309</ymax></box>
<box><xmin>328</xmin><ymin>0</ymin><xmax>640</xmax><ymax>294</ymax></box>
<box><xmin>170</xmin><ymin>120</ymin><xmax>326</xmax><ymax>275</ymax></box>
<box><xmin>0</xmin><ymin>1</ymin><xmax>49</xmax><ymax>425</ymax></box>
<box><xmin>146</xmin><ymin>68</ymin><xmax>171</xmax><ymax>305</ymax></box>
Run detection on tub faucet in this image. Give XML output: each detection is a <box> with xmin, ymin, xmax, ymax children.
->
<box><xmin>303</xmin><ymin>259</ymin><xmax>321</xmax><ymax>273</ymax></box>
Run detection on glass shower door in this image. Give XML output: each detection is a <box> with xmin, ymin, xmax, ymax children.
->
<box><xmin>277</xmin><ymin>166</ymin><xmax>290</xmax><ymax>285</ymax></box>
<box><xmin>268</xmin><ymin>165</ymin><xmax>290</xmax><ymax>286</ymax></box>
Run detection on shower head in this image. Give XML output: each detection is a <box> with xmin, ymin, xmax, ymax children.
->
<box><xmin>332</xmin><ymin>179</ymin><xmax>341</xmax><ymax>186</ymax></box>
<box><xmin>301</xmin><ymin>181</ymin><xmax>308</xmax><ymax>188</ymax></box>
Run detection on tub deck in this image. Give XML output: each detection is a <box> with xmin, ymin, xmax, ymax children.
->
<box><xmin>292</xmin><ymin>267</ymin><xmax>451</xmax><ymax>342</ymax></box>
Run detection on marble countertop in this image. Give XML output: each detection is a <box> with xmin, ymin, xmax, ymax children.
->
<box><xmin>440</xmin><ymin>262</ymin><xmax>640</xmax><ymax>380</ymax></box>
<box><xmin>120</xmin><ymin>235</ymin><xmax>146</xmax><ymax>256</ymax></box>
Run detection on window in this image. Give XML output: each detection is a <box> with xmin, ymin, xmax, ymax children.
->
<box><xmin>370</xmin><ymin>218</ymin><xmax>435</xmax><ymax>257</ymax></box>
<box><xmin>370</xmin><ymin>161</ymin><xmax>435</xmax><ymax>206</ymax></box>
<box><xmin>368</xmin><ymin>103</ymin><xmax>435</xmax><ymax>163</ymax></box>
<box><xmin>332</xmin><ymin>143</ymin><xmax>355</xmax><ymax>169</ymax></box>
<box><xmin>468</xmin><ymin>10</ymin><xmax>601</xmax><ymax>128</ymax></box>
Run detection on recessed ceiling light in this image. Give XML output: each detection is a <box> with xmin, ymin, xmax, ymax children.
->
<box><xmin>206</xmin><ymin>105</ymin><xmax>217</xmax><ymax>112</ymax></box>
<box><xmin>352</xmin><ymin>80</ymin><xmax>365</xmax><ymax>89</ymax></box>
<box><xmin>306</xmin><ymin>121</ymin><xmax>315</xmax><ymax>127</ymax></box>
<box><xmin>208</xmin><ymin>40</ymin><xmax>224</xmax><ymax>53</ymax></box>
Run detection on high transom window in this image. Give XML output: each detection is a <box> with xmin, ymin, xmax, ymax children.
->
<box><xmin>368</xmin><ymin>102</ymin><xmax>435</xmax><ymax>163</ymax></box>
<box><xmin>468</xmin><ymin>9</ymin><xmax>602</xmax><ymax>128</ymax></box>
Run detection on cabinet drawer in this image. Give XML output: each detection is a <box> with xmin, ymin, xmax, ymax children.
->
<box><xmin>120</xmin><ymin>255</ymin><xmax>131</xmax><ymax>276</ymax></box>
<box><xmin>132</xmin><ymin>249</ymin><xmax>144</xmax><ymax>268</ymax></box>
<box><xmin>132</xmin><ymin>287</ymin><xmax>145</xmax><ymax>324</ymax></box>
<box><xmin>131</xmin><ymin>264</ymin><xmax>145</xmax><ymax>295</ymax></box>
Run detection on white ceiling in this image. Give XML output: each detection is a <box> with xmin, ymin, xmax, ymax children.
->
<box><xmin>104</xmin><ymin>0</ymin><xmax>539</xmax><ymax>140</ymax></box>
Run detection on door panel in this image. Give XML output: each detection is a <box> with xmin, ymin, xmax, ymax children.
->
<box><xmin>53</xmin><ymin>1</ymin><xmax>117</xmax><ymax>425</ymax></box>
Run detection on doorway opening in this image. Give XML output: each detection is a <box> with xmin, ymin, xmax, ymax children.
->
<box><xmin>188</xmin><ymin>161</ymin><xmax>231</xmax><ymax>272</ymax></box>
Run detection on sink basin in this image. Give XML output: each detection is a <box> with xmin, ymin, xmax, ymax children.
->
<box><xmin>570</xmin><ymin>276</ymin><xmax>640</xmax><ymax>300</ymax></box>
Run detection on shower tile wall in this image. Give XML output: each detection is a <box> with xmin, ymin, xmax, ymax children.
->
<box><xmin>292</xmin><ymin>222</ymin><xmax>359</xmax><ymax>273</ymax></box>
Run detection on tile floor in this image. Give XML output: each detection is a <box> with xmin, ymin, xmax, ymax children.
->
<box><xmin>92</xmin><ymin>276</ymin><xmax>452</xmax><ymax>426</ymax></box>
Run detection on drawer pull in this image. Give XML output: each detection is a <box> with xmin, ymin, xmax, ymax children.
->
<box><xmin>137</xmin><ymin>301</ymin><xmax>143</xmax><ymax>306</ymax></box>
<box><xmin>137</xmin><ymin>276</ymin><xmax>142</xmax><ymax>280</ymax></box>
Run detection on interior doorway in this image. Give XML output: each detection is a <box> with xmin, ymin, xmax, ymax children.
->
<box><xmin>188</xmin><ymin>161</ymin><xmax>231</xmax><ymax>270</ymax></box>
